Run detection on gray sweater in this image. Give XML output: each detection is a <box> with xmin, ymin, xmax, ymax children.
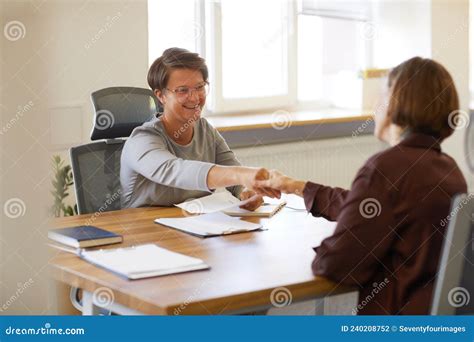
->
<box><xmin>120</xmin><ymin>116</ymin><xmax>242</xmax><ymax>208</ymax></box>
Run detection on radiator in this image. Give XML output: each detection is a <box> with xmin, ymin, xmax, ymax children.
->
<box><xmin>233</xmin><ymin>135</ymin><xmax>386</xmax><ymax>189</ymax></box>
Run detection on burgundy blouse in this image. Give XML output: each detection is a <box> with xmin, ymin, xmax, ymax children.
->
<box><xmin>304</xmin><ymin>133</ymin><xmax>467</xmax><ymax>314</ymax></box>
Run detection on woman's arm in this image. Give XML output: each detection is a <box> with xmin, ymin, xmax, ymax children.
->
<box><xmin>125</xmin><ymin>129</ymin><xmax>279</xmax><ymax>201</ymax></box>
<box><xmin>125</xmin><ymin>131</ymin><xmax>275</xmax><ymax>195</ymax></box>
<box><xmin>312</xmin><ymin>166</ymin><xmax>396</xmax><ymax>285</ymax></box>
<box><xmin>207</xmin><ymin>165</ymin><xmax>280</xmax><ymax>198</ymax></box>
<box><xmin>303</xmin><ymin>182</ymin><xmax>350</xmax><ymax>221</ymax></box>
<box><xmin>255</xmin><ymin>170</ymin><xmax>349</xmax><ymax>221</ymax></box>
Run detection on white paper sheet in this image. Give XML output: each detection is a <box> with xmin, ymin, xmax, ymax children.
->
<box><xmin>175</xmin><ymin>191</ymin><xmax>259</xmax><ymax>214</ymax></box>
<box><xmin>155</xmin><ymin>212</ymin><xmax>262</xmax><ymax>237</ymax></box>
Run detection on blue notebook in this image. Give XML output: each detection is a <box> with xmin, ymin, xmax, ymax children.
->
<box><xmin>48</xmin><ymin>225</ymin><xmax>123</xmax><ymax>248</ymax></box>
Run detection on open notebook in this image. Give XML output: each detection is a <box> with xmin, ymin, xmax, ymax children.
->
<box><xmin>155</xmin><ymin>212</ymin><xmax>263</xmax><ymax>237</ymax></box>
<box><xmin>79</xmin><ymin>244</ymin><xmax>209</xmax><ymax>280</ymax></box>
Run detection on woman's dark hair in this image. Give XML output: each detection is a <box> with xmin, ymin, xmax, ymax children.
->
<box><xmin>387</xmin><ymin>57</ymin><xmax>459</xmax><ymax>139</ymax></box>
<box><xmin>147</xmin><ymin>47</ymin><xmax>209</xmax><ymax>94</ymax></box>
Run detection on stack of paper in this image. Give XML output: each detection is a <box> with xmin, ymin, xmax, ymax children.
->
<box><xmin>155</xmin><ymin>212</ymin><xmax>262</xmax><ymax>237</ymax></box>
<box><xmin>80</xmin><ymin>244</ymin><xmax>209</xmax><ymax>279</ymax></box>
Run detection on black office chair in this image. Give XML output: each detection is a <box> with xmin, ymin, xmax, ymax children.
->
<box><xmin>70</xmin><ymin>142</ymin><xmax>124</xmax><ymax>215</ymax></box>
<box><xmin>430</xmin><ymin>193</ymin><xmax>474</xmax><ymax>315</ymax></box>
<box><xmin>71</xmin><ymin>87</ymin><xmax>161</xmax><ymax>215</ymax></box>
<box><xmin>430</xmin><ymin>109</ymin><xmax>474</xmax><ymax>315</ymax></box>
<box><xmin>90</xmin><ymin>87</ymin><xmax>161</xmax><ymax>141</ymax></box>
<box><xmin>69</xmin><ymin>87</ymin><xmax>160</xmax><ymax>314</ymax></box>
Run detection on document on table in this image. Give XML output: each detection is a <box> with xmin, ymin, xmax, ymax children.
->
<box><xmin>155</xmin><ymin>212</ymin><xmax>263</xmax><ymax>237</ymax></box>
<box><xmin>80</xmin><ymin>244</ymin><xmax>209</xmax><ymax>280</ymax></box>
<box><xmin>175</xmin><ymin>191</ymin><xmax>259</xmax><ymax>214</ymax></box>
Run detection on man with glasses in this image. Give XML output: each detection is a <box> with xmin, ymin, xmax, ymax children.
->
<box><xmin>120</xmin><ymin>47</ymin><xmax>276</xmax><ymax>209</ymax></box>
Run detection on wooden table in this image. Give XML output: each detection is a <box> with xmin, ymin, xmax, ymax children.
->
<box><xmin>49</xmin><ymin>206</ymin><xmax>353</xmax><ymax>315</ymax></box>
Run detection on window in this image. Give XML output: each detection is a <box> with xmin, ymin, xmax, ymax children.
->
<box><xmin>297</xmin><ymin>13</ymin><xmax>368</xmax><ymax>108</ymax></box>
<box><xmin>298</xmin><ymin>0</ymin><xmax>370</xmax><ymax>108</ymax></box>
<box><xmin>148</xmin><ymin>0</ymin><xmax>429</xmax><ymax>115</ymax></box>
<box><xmin>221</xmin><ymin>0</ymin><xmax>289</xmax><ymax>99</ymax></box>
<box><xmin>200</xmin><ymin>0</ymin><xmax>295</xmax><ymax>113</ymax></box>
<box><xmin>147</xmin><ymin>0</ymin><xmax>201</xmax><ymax>61</ymax></box>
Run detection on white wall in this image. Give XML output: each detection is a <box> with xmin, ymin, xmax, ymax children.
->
<box><xmin>372</xmin><ymin>0</ymin><xmax>432</xmax><ymax>68</ymax></box>
<box><xmin>46</xmin><ymin>0</ymin><xmax>149</xmax><ymax>149</ymax></box>
<box><xmin>1</xmin><ymin>0</ymin><xmax>148</xmax><ymax>314</ymax></box>
<box><xmin>432</xmin><ymin>0</ymin><xmax>471</xmax><ymax>188</ymax></box>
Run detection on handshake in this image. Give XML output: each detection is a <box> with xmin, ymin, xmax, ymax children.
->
<box><xmin>237</xmin><ymin>167</ymin><xmax>307</xmax><ymax>210</ymax></box>
<box><xmin>207</xmin><ymin>165</ymin><xmax>307</xmax><ymax>211</ymax></box>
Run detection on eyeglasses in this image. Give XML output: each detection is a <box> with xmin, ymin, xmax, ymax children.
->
<box><xmin>165</xmin><ymin>83</ymin><xmax>209</xmax><ymax>102</ymax></box>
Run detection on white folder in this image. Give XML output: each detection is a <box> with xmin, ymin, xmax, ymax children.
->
<box><xmin>155</xmin><ymin>212</ymin><xmax>263</xmax><ymax>237</ymax></box>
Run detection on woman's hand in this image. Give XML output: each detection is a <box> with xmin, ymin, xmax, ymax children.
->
<box><xmin>254</xmin><ymin>169</ymin><xmax>307</xmax><ymax>197</ymax></box>
<box><xmin>206</xmin><ymin>165</ymin><xmax>281</xmax><ymax>198</ymax></box>
<box><xmin>239</xmin><ymin>189</ymin><xmax>264</xmax><ymax>211</ymax></box>
<box><xmin>239</xmin><ymin>167</ymin><xmax>281</xmax><ymax>198</ymax></box>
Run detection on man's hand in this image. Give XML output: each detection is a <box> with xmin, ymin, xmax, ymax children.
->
<box><xmin>239</xmin><ymin>189</ymin><xmax>264</xmax><ymax>211</ymax></box>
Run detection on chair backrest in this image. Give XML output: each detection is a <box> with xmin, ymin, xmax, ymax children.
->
<box><xmin>70</xmin><ymin>141</ymin><xmax>124</xmax><ymax>215</ymax></box>
<box><xmin>90</xmin><ymin>87</ymin><xmax>161</xmax><ymax>140</ymax></box>
<box><xmin>430</xmin><ymin>193</ymin><xmax>474</xmax><ymax>315</ymax></box>
<box><xmin>71</xmin><ymin>86</ymin><xmax>160</xmax><ymax>214</ymax></box>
